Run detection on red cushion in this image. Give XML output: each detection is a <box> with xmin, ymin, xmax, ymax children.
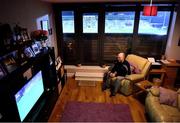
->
<box><xmin>159</xmin><ymin>87</ymin><xmax>178</xmax><ymax>107</ymax></box>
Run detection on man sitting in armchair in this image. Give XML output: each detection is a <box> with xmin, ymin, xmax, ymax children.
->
<box><xmin>102</xmin><ymin>52</ymin><xmax>131</xmax><ymax>97</ymax></box>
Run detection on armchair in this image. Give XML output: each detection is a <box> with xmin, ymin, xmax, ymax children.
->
<box><xmin>119</xmin><ymin>54</ymin><xmax>151</xmax><ymax>95</ymax></box>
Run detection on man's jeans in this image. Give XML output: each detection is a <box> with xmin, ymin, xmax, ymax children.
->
<box><xmin>103</xmin><ymin>72</ymin><xmax>124</xmax><ymax>93</ymax></box>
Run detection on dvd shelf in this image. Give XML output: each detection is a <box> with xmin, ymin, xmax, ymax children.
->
<box><xmin>0</xmin><ymin>47</ymin><xmax>59</xmax><ymax>122</ymax></box>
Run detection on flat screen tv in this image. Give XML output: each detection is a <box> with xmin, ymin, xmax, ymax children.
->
<box><xmin>14</xmin><ymin>71</ymin><xmax>44</xmax><ymax>122</ymax></box>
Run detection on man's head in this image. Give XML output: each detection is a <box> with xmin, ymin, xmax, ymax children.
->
<box><xmin>117</xmin><ymin>52</ymin><xmax>125</xmax><ymax>62</ymax></box>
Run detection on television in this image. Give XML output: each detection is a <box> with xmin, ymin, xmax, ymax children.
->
<box><xmin>14</xmin><ymin>71</ymin><xmax>44</xmax><ymax>122</ymax></box>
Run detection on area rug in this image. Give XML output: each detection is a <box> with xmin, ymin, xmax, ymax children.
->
<box><xmin>61</xmin><ymin>101</ymin><xmax>133</xmax><ymax>122</ymax></box>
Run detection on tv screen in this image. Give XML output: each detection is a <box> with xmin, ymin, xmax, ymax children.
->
<box><xmin>14</xmin><ymin>71</ymin><xmax>44</xmax><ymax>121</ymax></box>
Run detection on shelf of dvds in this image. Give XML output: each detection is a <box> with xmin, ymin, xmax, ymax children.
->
<box><xmin>0</xmin><ymin>47</ymin><xmax>59</xmax><ymax>122</ymax></box>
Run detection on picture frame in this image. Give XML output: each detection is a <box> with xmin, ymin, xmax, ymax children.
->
<box><xmin>56</xmin><ymin>56</ymin><xmax>62</xmax><ymax>65</ymax></box>
<box><xmin>55</xmin><ymin>56</ymin><xmax>62</xmax><ymax>70</ymax></box>
<box><xmin>0</xmin><ymin>63</ymin><xmax>7</xmax><ymax>79</ymax></box>
<box><xmin>35</xmin><ymin>41</ymin><xmax>42</xmax><ymax>50</ymax></box>
<box><xmin>1</xmin><ymin>54</ymin><xmax>18</xmax><ymax>73</ymax></box>
<box><xmin>24</xmin><ymin>47</ymin><xmax>35</xmax><ymax>58</ymax></box>
<box><xmin>14</xmin><ymin>25</ymin><xmax>30</xmax><ymax>43</ymax></box>
<box><xmin>32</xmin><ymin>43</ymin><xmax>40</xmax><ymax>55</ymax></box>
<box><xmin>11</xmin><ymin>50</ymin><xmax>19</xmax><ymax>60</ymax></box>
<box><xmin>21</xmin><ymin>28</ymin><xmax>30</xmax><ymax>42</ymax></box>
<box><xmin>10</xmin><ymin>50</ymin><xmax>25</xmax><ymax>65</ymax></box>
<box><xmin>23</xmin><ymin>67</ymin><xmax>32</xmax><ymax>80</ymax></box>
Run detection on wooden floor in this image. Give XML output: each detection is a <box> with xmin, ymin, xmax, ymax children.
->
<box><xmin>48</xmin><ymin>77</ymin><xmax>147</xmax><ymax>122</ymax></box>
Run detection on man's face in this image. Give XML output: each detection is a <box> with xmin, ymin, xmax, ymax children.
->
<box><xmin>117</xmin><ymin>53</ymin><xmax>125</xmax><ymax>62</ymax></box>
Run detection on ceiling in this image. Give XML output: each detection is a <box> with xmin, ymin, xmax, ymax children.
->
<box><xmin>41</xmin><ymin>0</ymin><xmax>178</xmax><ymax>3</ymax></box>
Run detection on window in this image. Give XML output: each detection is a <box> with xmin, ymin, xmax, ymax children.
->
<box><xmin>105</xmin><ymin>12</ymin><xmax>135</xmax><ymax>33</ymax></box>
<box><xmin>62</xmin><ymin>11</ymin><xmax>75</xmax><ymax>33</ymax></box>
<box><xmin>83</xmin><ymin>13</ymin><xmax>98</xmax><ymax>33</ymax></box>
<box><xmin>41</xmin><ymin>20</ymin><xmax>48</xmax><ymax>31</ymax></box>
<box><xmin>138</xmin><ymin>11</ymin><xmax>171</xmax><ymax>35</ymax></box>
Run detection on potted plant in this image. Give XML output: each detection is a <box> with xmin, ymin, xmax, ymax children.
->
<box><xmin>76</xmin><ymin>59</ymin><xmax>81</xmax><ymax>67</ymax></box>
<box><xmin>31</xmin><ymin>30</ymin><xmax>48</xmax><ymax>48</ymax></box>
<box><xmin>100</xmin><ymin>62</ymin><xmax>107</xmax><ymax>68</ymax></box>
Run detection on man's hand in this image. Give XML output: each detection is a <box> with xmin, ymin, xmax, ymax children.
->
<box><xmin>110</xmin><ymin>73</ymin><xmax>116</xmax><ymax>78</ymax></box>
<box><xmin>107</xmin><ymin>71</ymin><xmax>111</xmax><ymax>74</ymax></box>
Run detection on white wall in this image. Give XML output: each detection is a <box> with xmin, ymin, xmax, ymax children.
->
<box><xmin>165</xmin><ymin>5</ymin><xmax>180</xmax><ymax>60</ymax></box>
<box><xmin>0</xmin><ymin>0</ymin><xmax>58</xmax><ymax>57</ymax></box>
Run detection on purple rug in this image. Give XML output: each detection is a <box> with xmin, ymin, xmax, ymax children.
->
<box><xmin>61</xmin><ymin>101</ymin><xmax>133</xmax><ymax>122</ymax></box>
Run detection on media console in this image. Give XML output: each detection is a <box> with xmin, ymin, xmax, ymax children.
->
<box><xmin>0</xmin><ymin>47</ymin><xmax>59</xmax><ymax>122</ymax></box>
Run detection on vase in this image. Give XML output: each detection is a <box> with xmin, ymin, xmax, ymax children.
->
<box><xmin>77</xmin><ymin>63</ymin><xmax>81</xmax><ymax>67</ymax></box>
<box><xmin>41</xmin><ymin>40</ymin><xmax>48</xmax><ymax>51</ymax></box>
<box><xmin>41</xmin><ymin>40</ymin><xmax>47</xmax><ymax>48</ymax></box>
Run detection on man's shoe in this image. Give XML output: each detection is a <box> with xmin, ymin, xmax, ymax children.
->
<box><xmin>102</xmin><ymin>85</ymin><xmax>107</xmax><ymax>91</ymax></box>
<box><xmin>110</xmin><ymin>92</ymin><xmax>116</xmax><ymax>97</ymax></box>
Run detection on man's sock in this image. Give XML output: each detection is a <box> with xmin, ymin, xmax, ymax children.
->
<box><xmin>110</xmin><ymin>87</ymin><xmax>116</xmax><ymax>97</ymax></box>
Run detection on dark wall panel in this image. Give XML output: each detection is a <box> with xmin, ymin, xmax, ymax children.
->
<box><xmin>103</xmin><ymin>35</ymin><xmax>132</xmax><ymax>62</ymax></box>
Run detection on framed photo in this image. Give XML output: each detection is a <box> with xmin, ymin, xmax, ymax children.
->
<box><xmin>55</xmin><ymin>56</ymin><xmax>62</xmax><ymax>70</ymax></box>
<box><xmin>21</xmin><ymin>28</ymin><xmax>30</xmax><ymax>42</ymax></box>
<box><xmin>11</xmin><ymin>50</ymin><xmax>18</xmax><ymax>59</ymax></box>
<box><xmin>1</xmin><ymin>54</ymin><xmax>18</xmax><ymax>73</ymax></box>
<box><xmin>23</xmin><ymin>67</ymin><xmax>32</xmax><ymax>80</ymax></box>
<box><xmin>56</xmin><ymin>56</ymin><xmax>62</xmax><ymax>65</ymax></box>
<box><xmin>35</xmin><ymin>41</ymin><xmax>42</xmax><ymax>50</ymax></box>
<box><xmin>24</xmin><ymin>47</ymin><xmax>35</xmax><ymax>58</ymax></box>
<box><xmin>32</xmin><ymin>43</ymin><xmax>40</xmax><ymax>55</ymax></box>
<box><xmin>0</xmin><ymin>64</ymin><xmax>7</xmax><ymax>79</ymax></box>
